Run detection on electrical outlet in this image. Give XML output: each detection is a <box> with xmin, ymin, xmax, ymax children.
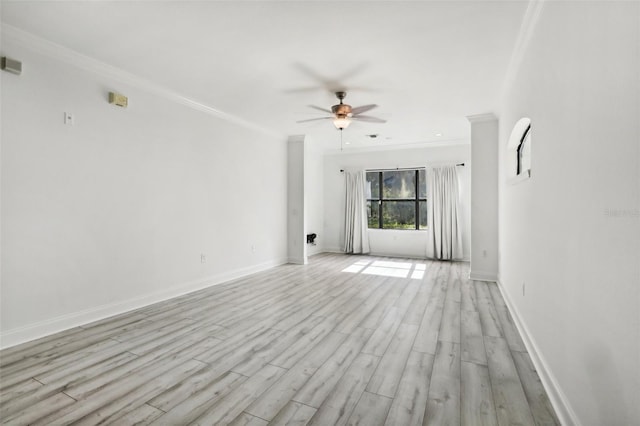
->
<box><xmin>64</xmin><ymin>112</ymin><xmax>74</xmax><ymax>125</ymax></box>
<box><xmin>251</xmin><ymin>244</ymin><xmax>256</xmax><ymax>253</ymax></box>
<box><xmin>201</xmin><ymin>254</ymin><xmax>207</xmax><ymax>263</ymax></box>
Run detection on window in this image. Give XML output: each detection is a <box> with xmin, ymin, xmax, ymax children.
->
<box><xmin>516</xmin><ymin>124</ymin><xmax>531</xmax><ymax>176</ymax></box>
<box><xmin>366</xmin><ymin>169</ymin><xmax>427</xmax><ymax>230</ymax></box>
<box><xmin>507</xmin><ymin>117</ymin><xmax>532</xmax><ymax>184</ymax></box>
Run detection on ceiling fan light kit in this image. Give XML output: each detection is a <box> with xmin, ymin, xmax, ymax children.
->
<box><xmin>333</xmin><ymin>117</ymin><xmax>351</xmax><ymax>130</ymax></box>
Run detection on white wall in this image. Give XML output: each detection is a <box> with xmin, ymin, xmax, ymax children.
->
<box><xmin>287</xmin><ymin>136</ymin><xmax>306</xmax><ymax>264</ymax></box>
<box><xmin>469</xmin><ymin>114</ymin><xmax>499</xmax><ymax>281</ymax></box>
<box><xmin>498</xmin><ymin>2</ymin><xmax>640</xmax><ymax>425</ymax></box>
<box><xmin>323</xmin><ymin>144</ymin><xmax>471</xmax><ymax>260</ymax></box>
<box><xmin>1</xmin><ymin>32</ymin><xmax>288</xmax><ymax>347</ymax></box>
<box><xmin>304</xmin><ymin>137</ymin><xmax>324</xmax><ymax>256</ymax></box>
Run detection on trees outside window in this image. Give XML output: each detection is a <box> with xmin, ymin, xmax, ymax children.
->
<box><xmin>366</xmin><ymin>169</ymin><xmax>426</xmax><ymax>230</ymax></box>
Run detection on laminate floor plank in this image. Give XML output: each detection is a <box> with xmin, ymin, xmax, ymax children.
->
<box><xmin>269</xmin><ymin>401</ymin><xmax>317</xmax><ymax>426</ymax></box>
<box><xmin>0</xmin><ymin>377</ymin><xmax>42</xmax><ymax>407</ymax></box>
<box><xmin>307</xmin><ymin>353</ymin><xmax>380</xmax><ymax>426</ymax></box>
<box><xmin>123</xmin><ymin>320</ymin><xmax>221</xmax><ymax>356</ymax></box>
<box><xmin>444</xmin><ymin>274</ymin><xmax>462</xmax><ymax>304</ymax></box>
<box><xmin>511</xmin><ymin>350</ymin><xmax>561</xmax><ymax>426</ymax></box>
<box><xmin>244</xmin><ymin>361</ymin><xmax>316</xmax><ymax>422</ymax></box>
<box><xmin>228</xmin><ymin>412</ymin><xmax>269</xmax><ymax>426</ymax></box>
<box><xmin>40</xmin><ymin>349</ymin><xmax>138</xmax><ymax>388</ymax></box>
<box><xmin>1</xmin><ymin>352</ymin><xmax>138</xmax><ymax>418</ymax></box>
<box><xmin>461</xmin><ymin>280</ymin><xmax>479</xmax><ymax>312</ymax></box>
<box><xmin>194</xmin><ymin>328</ymin><xmax>283</xmax><ymax>376</ymax></box>
<box><xmin>439</xmin><ymin>300</ymin><xmax>461</xmax><ymax>344</ymax></box>
<box><xmin>0</xmin><ymin>253</ymin><xmax>558</xmax><ymax>426</ymax></box>
<box><xmin>63</xmin><ymin>336</ymin><xmax>216</xmax><ymax>401</ymax></box>
<box><xmin>149</xmin><ymin>371</ymin><xmax>247</xmax><ymax>425</ymax></box>
<box><xmin>461</xmin><ymin>310</ymin><xmax>487</xmax><ymax>366</ymax></box>
<box><xmin>0</xmin><ymin>338</ymin><xmax>124</xmax><ymax>388</ymax></box>
<box><xmin>401</xmin><ymin>279</ymin><xmax>434</xmax><ymax>326</ymax></box>
<box><xmin>0</xmin><ymin>326</ymin><xmax>87</xmax><ymax>367</ymax></box>
<box><xmin>461</xmin><ymin>361</ymin><xmax>498</xmax><ymax>426</ymax></box>
<box><xmin>488</xmin><ymin>283</ymin><xmax>527</xmax><ymax>352</ymax></box>
<box><xmin>391</xmin><ymin>280</ymin><xmax>421</xmax><ymax>316</ymax></box>
<box><xmin>230</xmin><ymin>315</ymin><xmax>325</xmax><ymax>376</ymax></box>
<box><xmin>105</xmin><ymin>403</ymin><xmax>164</xmax><ymax>426</ymax></box>
<box><xmin>334</xmin><ymin>277</ymin><xmax>394</xmax><ymax>334</ymax></box>
<box><xmin>412</xmin><ymin>303</ymin><xmax>444</xmax><ymax>355</ymax></box>
<box><xmin>477</xmin><ymin>298</ymin><xmax>505</xmax><ymax>339</ymax></box>
<box><xmin>293</xmin><ymin>327</ymin><xmax>373</xmax><ymax>408</ymax></box>
<box><xmin>346</xmin><ymin>391</ymin><xmax>392</xmax><ymax>426</ymax></box>
<box><xmin>197</xmin><ymin>324</ymin><xmax>281</xmax><ymax>365</ymax></box>
<box><xmin>366</xmin><ymin>323</ymin><xmax>418</xmax><ymax>398</ymax></box>
<box><xmin>353</xmin><ymin>279</ymin><xmax>408</xmax><ymax>330</ymax></box>
<box><xmin>214</xmin><ymin>280</ymin><xmax>335</xmax><ymax>341</ymax></box>
<box><xmin>424</xmin><ymin>341</ymin><xmax>462</xmax><ymax>426</ymax></box>
<box><xmin>63</xmin><ymin>359</ymin><xmax>207</xmax><ymax>426</ymax></box>
<box><xmin>484</xmin><ymin>336</ymin><xmax>536</xmax><ymax>426</ymax></box>
<box><xmin>361</xmin><ymin>307</ymin><xmax>403</xmax><ymax>356</ymax></box>
<box><xmin>0</xmin><ymin>391</ymin><xmax>76</xmax><ymax>425</ymax></box>
<box><xmin>110</xmin><ymin>315</ymin><xmax>193</xmax><ymax>343</ymax></box>
<box><xmin>267</xmin><ymin>315</ymin><xmax>340</xmax><ymax>370</ymax></box>
<box><xmin>383</xmin><ymin>350</ymin><xmax>434</xmax><ymax>426</ymax></box>
<box><xmin>189</xmin><ymin>364</ymin><xmax>286</xmax><ymax>425</ymax></box>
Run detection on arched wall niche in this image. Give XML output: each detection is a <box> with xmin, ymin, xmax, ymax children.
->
<box><xmin>507</xmin><ymin>117</ymin><xmax>532</xmax><ymax>183</ymax></box>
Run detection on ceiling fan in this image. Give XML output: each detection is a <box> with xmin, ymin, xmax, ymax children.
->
<box><xmin>297</xmin><ymin>91</ymin><xmax>386</xmax><ymax>130</ymax></box>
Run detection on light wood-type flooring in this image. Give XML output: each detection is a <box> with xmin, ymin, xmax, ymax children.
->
<box><xmin>0</xmin><ymin>253</ymin><xmax>560</xmax><ymax>425</ymax></box>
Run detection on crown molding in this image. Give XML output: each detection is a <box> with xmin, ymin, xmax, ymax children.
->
<box><xmin>466</xmin><ymin>113</ymin><xmax>498</xmax><ymax>123</ymax></box>
<box><xmin>1</xmin><ymin>24</ymin><xmax>284</xmax><ymax>139</ymax></box>
<box><xmin>324</xmin><ymin>137</ymin><xmax>470</xmax><ymax>156</ymax></box>
<box><xmin>500</xmin><ymin>0</ymin><xmax>546</xmax><ymax>101</ymax></box>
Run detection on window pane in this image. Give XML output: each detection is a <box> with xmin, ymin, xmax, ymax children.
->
<box><xmin>419</xmin><ymin>169</ymin><xmax>427</xmax><ymax>198</ymax></box>
<box><xmin>367</xmin><ymin>200</ymin><xmax>379</xmax><ymax>228</ymax></box>
<box><xmin>382</xmin><ymin>171</ymin><xmax>416</xmax><ymax>199</ymax></box>
<box><xmin>366</xmin><ymin>172</ymin><xmax>379</xmax><ymax>200</ymax></box>
<box><xmin>419</xmin><ymin>200</ymin><xmax>428</xmax><ymax>229</ymax></box>
<box><xmin>521</xmin><ymin>131</ymin><xmax>531</xmax><ymax>171</ymax></box>
<box><xmin>382</xmin><ymin>201</ymin><xmax>416</xmax><ymax>229</ymax></box>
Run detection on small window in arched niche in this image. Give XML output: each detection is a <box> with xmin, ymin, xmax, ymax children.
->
<box><xmin>508</xmin><ymin>117</ymin><xmax>532</xmax><ymax>184</ymax></box>
<box><xmin>517</xmin><ymin>124</ymin><xmax>531</xmax><ymax>175</ymax></box>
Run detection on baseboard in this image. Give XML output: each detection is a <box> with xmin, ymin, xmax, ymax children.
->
<box><xmin>0</xmin><ymin>258</ymin><xmax>288</xmax><ymax>349</ymax></box>
<box><xmin>496</xmin><ymin>280</ymin><xmax>580</xmax><ymax>426</ymax></box>
<box><xmin>469</xmin><ymin>270</ymin><xmax>498</xmax><ymax>282</ymax></box>
<box><xmin>322</xmin><ymin>247</ymin><xmax>345</xmax><ymax>254</ymax></box>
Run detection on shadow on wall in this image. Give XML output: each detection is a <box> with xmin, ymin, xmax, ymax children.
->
<box><xmin>584</xmin><ymin>343</ymin><xmax>629</xmax><ymax>424</ymax></box>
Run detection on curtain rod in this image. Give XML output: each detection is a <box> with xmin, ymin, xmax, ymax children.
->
<box><xmin>340</xmin><ymin>163</ymin><xmax>464</xmax><ymax>173</ymax></box>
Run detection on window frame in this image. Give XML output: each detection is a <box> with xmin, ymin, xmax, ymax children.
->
<box><xmin>516</xmin><ymin>124</ymin><xmax>531</xmax><ymax>176</ymax></box>
<box><xmin>367</xmin><ymin>169</ymin><xmax>427</xmax><ymax>230</ymax></box>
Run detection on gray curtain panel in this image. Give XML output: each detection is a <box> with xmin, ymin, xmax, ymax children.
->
<box><xmin>344</xmin><ymin>170</ymin><xmax>371</xmax><ymax>254</ymax></box>
<box><xmin>426</xmin><ymin>165</ymin><xmax>463</xmax><ymax>260</ymax></box>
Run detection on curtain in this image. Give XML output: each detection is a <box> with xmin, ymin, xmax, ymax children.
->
<box><xmin>344</xmin><ymin>170</ymin><xmax>370</xmax><ymax>254</ymax></box>
<box><xmin>426</xmin><ymin>166</ymin><xmax>463</xmax><ymax>260</ymax></box>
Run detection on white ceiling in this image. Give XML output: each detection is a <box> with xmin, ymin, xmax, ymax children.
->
<box><xmin>1</xmin><ymin>1</ymin><xmax>528</xmax><ymax>152</ymax></box>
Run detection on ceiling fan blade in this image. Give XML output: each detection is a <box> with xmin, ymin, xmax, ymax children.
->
<box><xmin>296</xmin><ymin>117</ymin><xmax>332</xmax><ymax>123</ymax></box>
<box><xmin>352</xmin><ymin>115</ymin><xmax>387</xmax><ymax>123</ymax></box>
<box><xmin>308</xmin><ymin>105</ymin><xmax>334</xmax><ymax>114</ymax></box>
<box><xmin>351</xmin><ymin>104</ymin><xmax>378</xmax><ymax>115</ymax></box>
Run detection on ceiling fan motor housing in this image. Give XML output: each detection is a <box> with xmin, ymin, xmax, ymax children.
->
<box><xmin>331</xmin><ymin>103</ymin><xmax>352</xmax><ymax>117</ymax></box>
<box><xmin>332</xmin><ymin>91</ymin><xmax>352</xmax><ymax>117</ymax></box>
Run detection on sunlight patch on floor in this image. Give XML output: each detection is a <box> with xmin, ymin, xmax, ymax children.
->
<box><xmin>342</xmin><ymin>259</ymin><xmax>427</xmax><ymax>279</ymax></box>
